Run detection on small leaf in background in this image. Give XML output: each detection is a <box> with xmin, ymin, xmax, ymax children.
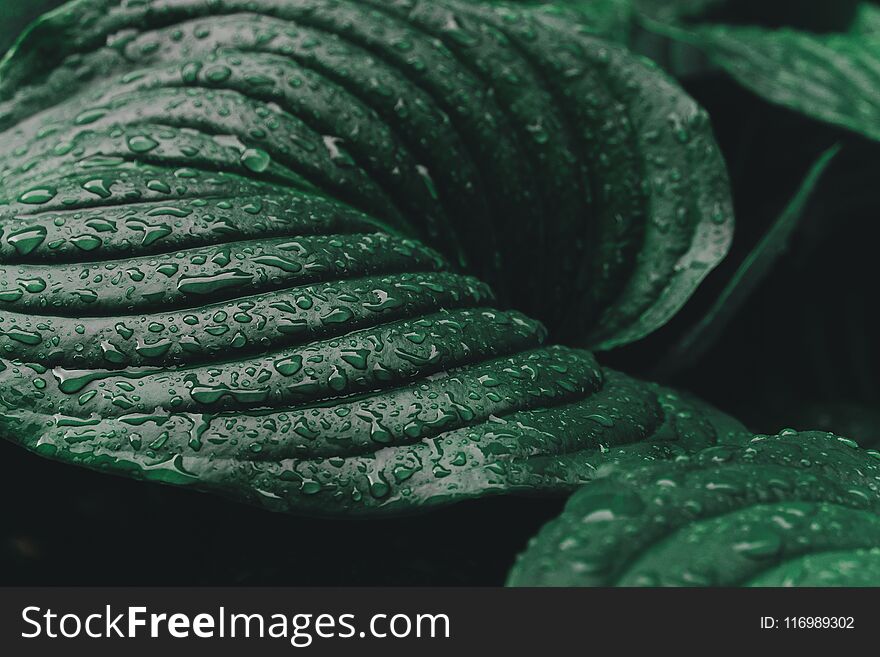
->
<box><xmin>507</xmin><ymin>431</ymin><xmax>880</xmax><ymax>586</ymax></box>
<box><xmin>639</xmin><ymin>2</ymin><xmax>880</xmax><ymax>142</ymax></box>
<box><xmin>657</xmin><ymin>143</ymin><xmax>840</xmax><ymax>373</ymax></box>
<box><xmin>0</xmin><ymin>0</ymin><xmax>65</xmax><ymax>57</ymax></box>
<box><xmin>853</xmin><ymin>2</ymin><xmax>880</xmax><ymax>34</ymax></box>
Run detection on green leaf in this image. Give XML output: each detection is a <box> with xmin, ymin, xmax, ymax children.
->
<box><xmin>657</xmin><ymin>143</ymin><xmax>840</xmax><ymax>372</ymax></box>
<box><xmin>1</xmin><ymin>348</ymin><xmax>744</xmax><ymax>513</ymax></box>
<box><xmin>0</xmin><ymin>0</ymin><xmax>743</xmax><ymax>514</ymax></box>
<box><xmin>0</xmin><ymin>0</ymin><xmax>66</xmax><ymax>58</ymax></box>
<box><xmin>641</xmin><ymin>6</ymin><xmax>880</xmax><ymax>142</ymax></box>
<box><xmin>507</xmin><ymin>431</ymin><xmax>880</xmax><ymax>586</ymax></box>
<box><xmin>0</xmin><ymin>0</ymin><xmax>733</xmax><ymax>349</ymax></box>
<box><xmin>852</xmin><ymin>3</ymin><xmax>880</xmax><ymax>35</ymax></box>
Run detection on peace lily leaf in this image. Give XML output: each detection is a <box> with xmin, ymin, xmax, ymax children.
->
<box><xmin>0</xmin><ymin>0</ymin><xmax>744</xmax><ymax>514</ymax></box>
<box><xmin>537</xmin><ymin>2</ymin><xmax>869</xmax><ymax>88</ymax></box>
<box><xmin>507</xmin><ymin>431</ymin><xmax>880</xmax><ymax>586</ymax></box>
<box><xmin>639</xmin><ymin>5</ymin><xmax>880</xmax><ymax>142</ymax></box>
<box><xmin>0</xmin><ymin>0</ymin><xmax>733</xmax><ymax>349</ymax></box>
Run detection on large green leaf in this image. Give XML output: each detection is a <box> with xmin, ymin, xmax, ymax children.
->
<box><xmin>507</xmin><ymin>431</ymin><xmax>880</xmax><ymax>586</ymax></box>
<box><xmin>638</xmin><ymin>3</ymin><xmax>880</xmax><ymax>142</ymax></box>
<box><xmin>0</xmin><ymin>0</ymin><xmax>743</xmax><ymax>514</ymax></box>
<box><xmin>0</xmin><ymin>0</ymin><xmax>733</xmax><ymax>349</ymax></box>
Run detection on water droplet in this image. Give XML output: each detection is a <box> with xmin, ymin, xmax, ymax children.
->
<box><xmin>127</xmin><ymin>135</ymin><xmax>159</xmax><ymax>153</ymax></box>
<box><xmin>18</xmin><ymin>188</ymin><xmax>56</xmax><ymax>205</ymax></box>
<box><xmin>7</xmin><ymin>226</ymin><xmax>47</xmax><ymax>255</ymax></box>
<box><xmin>240</xmin><ymin>148</ymin><xmax>271</xmax><ymax>173</ymax></box>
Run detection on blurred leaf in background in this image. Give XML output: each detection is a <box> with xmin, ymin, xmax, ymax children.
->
<box><xmin>0</xmin><ymin>0</ymin><xmax>64</xmax><ymax>57</ymax></box>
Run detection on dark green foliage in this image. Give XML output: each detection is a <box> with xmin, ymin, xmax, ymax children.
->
<box><xmin>0</xmin><ymin>0</ymin><xmax>878</xmax><ymax>586</ymax></box>
<box><xmin>2</xmin><ymin>352</ymin><xmax>745</xmax><ymax>513</ymax></box>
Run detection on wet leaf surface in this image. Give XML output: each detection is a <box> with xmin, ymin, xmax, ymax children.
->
<box><xmin>508</xmin><ymin>431</ymin><xmax>880</xmax><ymax>586</ymax></box>
<box><xmin>0</xmin><ymin>0</ymin><xmax>740</xmax><ymax>515</ymax></box>
<box><xmin>0</xmin><ymin>0</ymin><xmax>733</xmax><ymax>347</ymax></box>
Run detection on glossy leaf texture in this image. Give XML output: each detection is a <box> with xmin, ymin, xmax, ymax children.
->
<box><xmin>0</xmin><ymin>0</ymin><xmax>747</xmax><ymax>516</ymax></box>
<box><xmin>638</xmin><ymin>3</ymin><xmax>880</xmax><ymax>143</ymax></box>
<box><xmin>507</xmin><ymin>431</ymin><xmax>880</xmax><ymax>586</ymax></box>
<box><xmin>0</xmin><ymin>177</ymin><xmax>749</xmax><ymax>515</ymax></box>
<box><xmin>0</xmin><ymin>0</ymin><xmax>733</xmax><ymax>348</ymax></box>
<box><xmin>0</xmin><ymin>336</ymin><xmax>744</xmax><ymax>514</ymax></box>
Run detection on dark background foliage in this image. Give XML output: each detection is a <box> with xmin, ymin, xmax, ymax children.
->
<box><xmin>1</xmin><ymin>0</ymin><xmax>879</xmax><ymax>584</ymax></box>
